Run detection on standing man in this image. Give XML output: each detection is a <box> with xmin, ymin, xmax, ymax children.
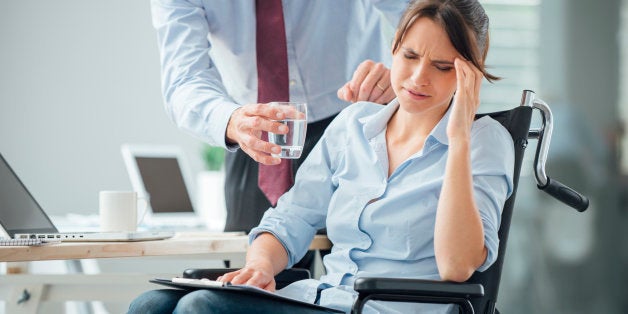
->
<box><xmin>150</xmin><ymin>1</ymin><xmax>406</xmax><ymax>248</ymax></box>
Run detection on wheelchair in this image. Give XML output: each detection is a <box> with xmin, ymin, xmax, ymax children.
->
<box><xmin>183</xmin><ymin>90</ymin><xmax>589</xmax><ymax>314</ymax></box>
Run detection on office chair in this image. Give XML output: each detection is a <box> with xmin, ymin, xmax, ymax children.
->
<box><xmin>183</xmin><ymin>90</ymin><xmax>589</xmax><ymax>314</ymax></box>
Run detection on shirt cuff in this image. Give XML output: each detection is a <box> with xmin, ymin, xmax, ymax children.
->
<box><xmin>206</xmin><ymin>101</ymin><xmax>240</xmax><ymax>150</ymax></box>
<box><xmin>248</xmin><ymin>228</ymin><xmax>292</xmax><ymax>265</ymax></box>
<box><xmin>249</xmin><ymin>211</ymin><xmax>317</xmax><ymax>268</ymax></box>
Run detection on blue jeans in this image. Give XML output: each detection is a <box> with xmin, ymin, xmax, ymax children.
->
<box><xmin>127</xmin><ymin>289</ymin><xmax>341</xmax><ymax>314</ymax></box>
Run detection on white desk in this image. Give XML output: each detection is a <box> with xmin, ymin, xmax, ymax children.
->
<box><xmin>0</xmin><ymin>232</ymin><xmax>331</xmax><ymax>313</ymax></box>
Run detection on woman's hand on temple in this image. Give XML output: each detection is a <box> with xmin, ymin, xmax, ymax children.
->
<box><xmin>337</xmin><ymin>60</ymin><xmax>395</xmax><ymax>104</ymax></box>
<box><xmin>447</xmin><ymin>58</ymin><xmax>484</xmax><ymax>141</ymax></box>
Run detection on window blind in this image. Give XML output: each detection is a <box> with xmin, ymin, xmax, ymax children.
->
<box><xmin>479</xmin><ymin>0</ymin><xmax>541</xmax><ymax>112</ymax></box>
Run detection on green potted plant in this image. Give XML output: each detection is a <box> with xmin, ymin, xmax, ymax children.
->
<box><xmin>202</xmin><ymin>144</ymin><xmax>225</xmax><ymax>171</ymax></box>
<box><xmin>197</xmin><ymin>144</ymin><xmax>226</xmax><ymax>230</ymax></box>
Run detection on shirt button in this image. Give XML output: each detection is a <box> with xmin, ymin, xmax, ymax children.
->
<box><xmin>289</xmin><ymin>79</ymin><xmax>297</xmax><ymax>86</ymax></box>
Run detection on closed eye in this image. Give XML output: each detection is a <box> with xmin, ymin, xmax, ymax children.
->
<box><xmin>433</xmin><ymin>61</ymin><xmax>454</xmax><ymax>72</ymax></box>
<box><xmin>401</xmin><ymin>47</ymin><xmax>419</xmax><ymax>60</ymax></box>
<box><xmin>435</xmin><ymin>65</ymin><xmax>453</xmax><ymax>71</ymax></box>
<box><xmin>404</xmin><ymin>52</ymin><xmax>418</xmax><ymax>60</ymax></box>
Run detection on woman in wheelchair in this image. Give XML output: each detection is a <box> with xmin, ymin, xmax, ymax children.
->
<box><xmin>129</xmin><ymin>0</ymin><xmax>513</xmax><ymax>313</ymax></box>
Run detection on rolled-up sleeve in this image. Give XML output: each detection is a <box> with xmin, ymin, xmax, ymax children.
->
<box><xmin>249</xmin><ymin>114</ymin><xmax>347</xmax><ymax>268</ymax></box>
<box><xmin>470</xmin><ymin>121</ymin><xmax>515</xmax><ymax>272</ymax></box>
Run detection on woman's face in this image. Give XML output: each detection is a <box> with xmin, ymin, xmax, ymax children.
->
<box><xmin>391</xmin><ymin>17</ymin><xmax>460</xmax><ymax>116</ymax></box>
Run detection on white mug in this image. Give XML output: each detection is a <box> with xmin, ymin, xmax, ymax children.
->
<box><xmin>99</xmin><ymin>191</ymin><xmax>141</xmax><ymax>232</ymax></box>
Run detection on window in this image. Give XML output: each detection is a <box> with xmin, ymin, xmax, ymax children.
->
<box><xmin>479</xmin><ymin>0</ymin><xmax>541</xmax><ymax>112</ymax></box>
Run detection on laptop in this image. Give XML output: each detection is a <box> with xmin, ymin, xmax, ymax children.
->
<box><xmin>0</xmin><ymin>153</ymin><xmax>174</xmax><ymax>242</ymax></box>
<box><xmin>120</xmin><ymin>144</ymin><xmax>206</xmax><ymax>229</ymax></box>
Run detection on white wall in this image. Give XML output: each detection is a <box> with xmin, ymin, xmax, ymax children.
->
<box><xmin>0</xmin><ymin>1</ymin><xmax>206</xmax><ymax>216</ymax></box>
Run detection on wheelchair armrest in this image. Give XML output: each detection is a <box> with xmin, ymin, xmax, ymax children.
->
<box><xmin>182</xmin><ymin>268</ymin><xmax>311</xmax><ymax>290</ymax></box>
<box><xmin>354</xmin><ymin>277</ymin><xmax>484</xmax><ymax>298</ymax></box>
<box><xmin>352</xmin><ymin>277</ymin><xmax>484</xmax><ymax>314</ymax></box>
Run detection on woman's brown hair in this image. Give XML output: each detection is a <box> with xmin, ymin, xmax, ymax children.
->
<box><xmin>392</xmin><ymin>0</ymin><xmax>499</xmax><ymax>82</ymax></box>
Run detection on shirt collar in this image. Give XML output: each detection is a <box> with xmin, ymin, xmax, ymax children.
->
<box><xmin>429</xmin><ymin>104</ymin><xmax>451</xmax><ymax>146</ymax></box>
<box><xmin>360</xmin><ymin>98</ymin><xmax>401</xmax><ymax>140</ymax></box>
<box><xmin>359</xmin><ymin>98</ymin><xmax>453</xmax><ymax>146</ymax></box>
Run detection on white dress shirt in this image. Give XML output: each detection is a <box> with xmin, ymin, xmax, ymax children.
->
<box><xmin>151</xmin><ymin>0</ymin><xmax>409</xmax><ymax>147</ymax></box>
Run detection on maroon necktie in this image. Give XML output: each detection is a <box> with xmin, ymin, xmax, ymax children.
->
<box><xmin>256</xmin><ymin>0</ymin><xmax>293</xmax><ymax>206</ymax></box>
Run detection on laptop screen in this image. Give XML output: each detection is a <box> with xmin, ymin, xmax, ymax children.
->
<box><xmin>135</xmin><ymin>156</ymin><xmax>194</xmax><ymax>214</ymax></box>
<box><xmin>0</xmin><ymin>154</ymin><xmax>58</xmax><ymax>237</ymax></box>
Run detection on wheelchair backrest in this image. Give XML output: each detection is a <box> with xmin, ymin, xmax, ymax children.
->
<box><xmin>469</xmin><ymin>106</ymin><xmax>533</xmax><ymax>313</ymax></box>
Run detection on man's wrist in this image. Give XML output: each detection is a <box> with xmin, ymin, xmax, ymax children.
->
<box><xmin>225</xmin><ymin>107</ymin><xmax>242</xmax><ymax>145</ymax></box>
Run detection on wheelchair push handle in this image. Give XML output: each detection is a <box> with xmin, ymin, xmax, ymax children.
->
<box><xmin>537</xmin><ymin>177</ymin><xmax>589</xmax><ymax>212</ymax></box>
<box><xmin>521</xmin><ymin>90</ymin><xmax>590</xmax><ymax>213</ymax></box>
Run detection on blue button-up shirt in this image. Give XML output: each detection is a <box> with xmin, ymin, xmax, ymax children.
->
<box><xmin>250</xmin><ymin>99</ymin><xmax>515</xmax><ymax>313</ymax></box>
<box><xmin>150</xmin><ymin>0</ymin><xmax>408</xmax><ymax>148</ymax></box>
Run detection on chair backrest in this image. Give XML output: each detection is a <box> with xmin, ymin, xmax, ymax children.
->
<box><xmin>468</xmin><ymin>106</ymin><xmax>533</xmax><ymax>313</ymax></box>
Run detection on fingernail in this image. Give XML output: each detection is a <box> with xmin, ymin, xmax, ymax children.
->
<box><xmin>279</xmin><ymin>125</ymin><xmax>289</xmax><ymax>133</ymax></box>
<box><xmin>272</xmin><ymin>146</ymin><xmax>281</xmax><ymax>154</ymax></box>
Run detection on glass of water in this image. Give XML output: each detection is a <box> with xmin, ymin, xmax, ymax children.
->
<box><xmin>268</xmin><ymin>102</ymin><xmax>307</xmax><ymax>159</ymax></box>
